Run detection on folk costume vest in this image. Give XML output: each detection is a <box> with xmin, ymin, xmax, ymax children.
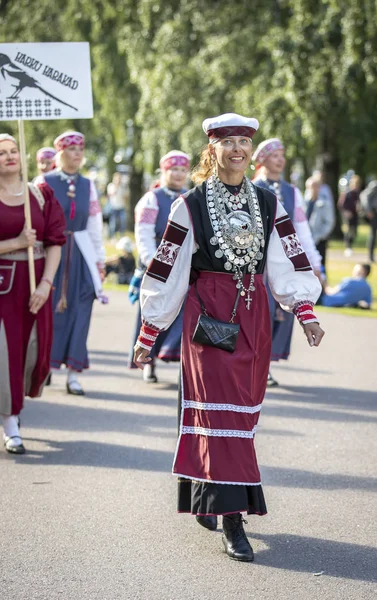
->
<box><xmin>185</xmin><ymin>182</ymin><xmax>276</xmax><ymax>275</ymax></box>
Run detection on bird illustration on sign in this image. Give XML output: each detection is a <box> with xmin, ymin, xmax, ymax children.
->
<box><xmin>0</xmin><ymin>54</ymin><xmax>78</xmax><ymax>111</ymax></box>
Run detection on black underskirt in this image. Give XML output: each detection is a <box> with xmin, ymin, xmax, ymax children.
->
<box><xmin>176</xmin><ymin>372</ymin><xmax>267</xmax><ymax>517</ymax></box>
<box><xmin>177</xmin><ymin>478</ymin><xmax>267</xmax><ymax>516</ymax></box>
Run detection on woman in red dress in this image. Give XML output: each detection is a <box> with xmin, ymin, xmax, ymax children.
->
<box><xmin>0</xmin><ymin>134</ymin><xmax>66</xmax><ymax>454</ymax></box>
<box><xmin>133</xmin><ymin>113</ymin><xmax>324</xmax><ymax>562</ymax></box>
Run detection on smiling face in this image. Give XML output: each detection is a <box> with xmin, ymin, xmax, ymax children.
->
<box><xmin>211</xmin><ymin>136</ymin><xmax>253</xmax><ymax>182</ymax></box>
<box><xmin>262</xmin><ymin>149</ymin><xmax>286</xmax><ymax>178</ymax></box>
<box><xmin>61</xmin><ymin>144</ymin><xmax>84</xmax><ymax>172</ymax></box>
<box><xmin>163</xmin><ymin>165</ymin><xmax>189</xmax><ymax>191</ymax></box>
<box><xmin>0</xmin><ymin>140</ymin><xmax>21</xmax><ymax>176</ymax></box>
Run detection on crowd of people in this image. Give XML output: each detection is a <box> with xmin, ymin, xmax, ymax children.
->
<box><xmin>0</xmin><ymin>112</ymin><xmax>374</xmax><ymax>563</ymax></box>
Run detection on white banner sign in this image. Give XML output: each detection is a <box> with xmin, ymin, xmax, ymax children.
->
<box><xmin>0</xmin><ymin>42</ymin><xmax>93</xmax><ymax>121</ymax></box>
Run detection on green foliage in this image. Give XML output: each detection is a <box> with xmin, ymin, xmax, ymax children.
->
<box><xmin>2</xmin><ymin>0</ymin><xmax>377</xmax><ymax>199</ymax></box>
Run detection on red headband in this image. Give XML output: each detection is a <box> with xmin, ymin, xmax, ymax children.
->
<box><xmin>54</xmin><ymin>133</ymin><xmax>85</xmax><ymax>152</ymax></box>
<box><xmin>207</xmin><ymin>125</ymin><xmax>257</xmax><ymax>139</ymax></box>
<box><xmin>160</xmin><ymin>155</ymin><xmax>190</xmax><ymax>170</ymax></box>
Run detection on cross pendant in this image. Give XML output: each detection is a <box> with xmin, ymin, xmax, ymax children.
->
<box><xmin>246</xmin><ymin>294</ymin><xmax>252</xmax><ymax>310</ymax></box>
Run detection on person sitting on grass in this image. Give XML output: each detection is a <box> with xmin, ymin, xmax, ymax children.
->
<box><xmin>319</xmin><ymin>263</ymin><xmax>372</xmax><ymax>308</ymax></box>
<box><xmin>105</xmin><ymin>236</ymin><xmax>136</xmax><ymax>285</ymax></box>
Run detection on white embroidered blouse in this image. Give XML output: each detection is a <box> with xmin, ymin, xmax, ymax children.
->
<box><xmin>138</xmin><ymin>196</ymin><xmax>322</xmax><ymax>338</ymax></box>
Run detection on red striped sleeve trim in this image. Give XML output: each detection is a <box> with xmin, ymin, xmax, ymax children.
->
<box><xmin>163</xmin><ymin>220</ymin><xmax>188</xmax><ymax>245</ymax></box>
<box><xmin>290</xmin><ymin>253</ymin><xmax>311</xmax><ymax>271</ymax></box>
<box><xmin>294</xmin><ymin>302</ymin><xmax>318</xmax><ymax>324</ymax></box>
<box><xmin>275</xmin><ymin>214</ymin><xmax>295</xmax><ymax>238</ymax></box>
<box><xmin>137</xmin><ymin>322</ymin><xmax>160</xmax><ymax>350</ymax></box>
<box><xmin>146</xmin><ymin>259</ymin><xmax>173</xmax><ymax>283</ymax></box>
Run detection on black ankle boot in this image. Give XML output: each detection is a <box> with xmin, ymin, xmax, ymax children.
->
<box><xmin>196</xmin><ymin>515</ymin><xmax>218</xmax><ymax>531</ymax></box>
<box><xmin>222</xmin><ymin>513</ymin><xmax>254</xmax><ymax>562</ymax></box>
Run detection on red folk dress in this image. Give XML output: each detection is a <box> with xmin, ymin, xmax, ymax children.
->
<box><xmin>137</xmin><ymin>181</ymin><xmax>322</xmax><ymax>516</ymax></box>
<box><xmin>0</xmin><ymin>183</ymin><xmax>66</xmax><ymax>416</ymax></box>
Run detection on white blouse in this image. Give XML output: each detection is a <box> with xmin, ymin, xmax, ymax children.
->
<box><xmin>293</xmin><ymin>187</ymin><xmax>322</xmax><ymax>271</ymax></box>
<box><xmin>139</xmin><ymin>196</ymin><xmax>322</xmax><ymax>333</ymax></box>
<box><xmin>134</xmin><ymin>191</ymin><xmax>160</xmax><ymax>266</ymax></box>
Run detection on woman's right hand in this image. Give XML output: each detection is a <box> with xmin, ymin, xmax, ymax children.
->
<box><xmin>133</xmin><ymin>345</ymin><xmax>152</xmax><ymax>369</ymax></box>
<box><xmin>17</xmin><ymin>224</ymin><xmax>37</xmax><ymax>249</ymax></box>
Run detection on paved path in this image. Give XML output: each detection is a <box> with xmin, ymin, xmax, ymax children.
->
<box><xmin>1</xmin><ymin>293</ymin><xmax>376</xmax><ymax>600</ymax></box>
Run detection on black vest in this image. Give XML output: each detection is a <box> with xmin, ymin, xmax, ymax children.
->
<box><xmin>184</xmin><ymin>181</ymin><xmax>276</xmax><ymax>274</ymax></box>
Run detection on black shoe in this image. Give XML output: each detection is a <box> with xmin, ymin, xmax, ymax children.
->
<box><xmin>66</xmin><ymin>382</ymin><xmax>85</xmax><ymax>396</ymax></box>
<box><xmin>45</xmin><ymin>372</ymin><xmax>52</xmax><ymax>386</ymax></box>
<box><xmin>196</xmin><ymin>515</ymin><xmax>218</xmax><ymax>531</ymax></box>
<box><xmin>267</xmin><ymin>371</ymin><xmax>279</xmax><ymax>387</ymax></box>
<box><xmin>222</xmin><ymin>513</ymin><xmax>254</xmax><ymax>562</ymax></box>
<box><xmin>4</xmin><ymin>436</ymin><xmax>26</xmax><ymax>455</ymax></box>
<box><xmin>143</xmin><ymin>364</ymin><xmax>158</xmax><ymax>384</ymax></box>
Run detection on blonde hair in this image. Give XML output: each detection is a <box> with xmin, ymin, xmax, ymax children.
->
<box><xmin>350</xmin><ymin>175</ymin><xmax>361</xmax><ymax>190</ymax></box>
<box><xmin>191</xmin><ymin>145</ymin><xmax>214</xmax><ymax>185</ymax></box>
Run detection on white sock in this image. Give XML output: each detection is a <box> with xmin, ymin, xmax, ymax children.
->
<box><xmin>2</xmin><ymin>414</ymin><xmax>22</xmax><ymax>445</ymax></box>
<box><xmin>67</xmin><ymin>369</ymin><xmax>82</xmax><ymax>390</ymax></box>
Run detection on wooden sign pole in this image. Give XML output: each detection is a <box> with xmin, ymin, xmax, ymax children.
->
<box><xmin>17</xmin><ymin>119</ymin><xmax>36</xmax><ymax>294</ymax></box>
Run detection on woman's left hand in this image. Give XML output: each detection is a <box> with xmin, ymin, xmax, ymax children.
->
<box><xmin>97</xmin><ymin>265</ymin><xmax>106</xmax><ymax>282</ymax></box>
<box><xmin>29</xmin><ymin>281</ymin><xmax>51</xmax><ymax>314</ymax></box>
<box><xmin>302</xmin><ymin>322</ymin><xmax>325</xmax><ymax>347</ymax></box>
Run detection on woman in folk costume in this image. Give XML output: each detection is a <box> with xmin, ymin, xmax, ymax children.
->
<box><xmin>0</xmin><ymin>134</ymin><xmax>65</xmax><ymax>454</ymax></box>
<box><xmin>33</xmin><ymin>147</ymin><xmax>56</xmax><ymax>185</ymax></box>
<box><xmin>129</xmin><ymin>150</ymin><xmax>190</xmax><ymax>383</ymax></box>
<box><xmin>134</xmin><ymin>114</ymin><xmax>324</xmax><ymax>562</ymax></box>
<box><xmin>44</xmin><ymin>132</ymin><xmax>106</xmax><ymax>396</ymax></box>
<box><xmin>252</xmin><ymin>138</ymin><xmax>322</xmax><ymax>387</ymax></box>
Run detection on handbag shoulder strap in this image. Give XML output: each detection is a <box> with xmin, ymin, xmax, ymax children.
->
<box><xmin>195</xmin><ymin>280</ymin><xmax>242</xmax><ymax>323</ymax></box>
<box><xmin>194</xmin><ymin>283</ymin><xmax>208</xmax><ymax>315</ymax></box>
<box><xmin>28</xmin><ymin>182</ymin><xmax>45</xmax><ymax>211</ymax></box>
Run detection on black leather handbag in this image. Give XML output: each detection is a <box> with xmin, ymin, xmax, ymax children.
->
<box><xmin>192</xmin><ymin>284</ymin><xmax>242</xmax><ymax>353</ymax></box>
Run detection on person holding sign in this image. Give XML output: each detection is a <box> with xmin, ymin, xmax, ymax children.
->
<box><xmin>0</xmin><ymin>133</ymin><xmax>66</xmax><ymax>454</ymax></box>
<box><xmin>44</xmin><ymin>131</ymin><xmax>105</xmax><ymax>396</ymax></box>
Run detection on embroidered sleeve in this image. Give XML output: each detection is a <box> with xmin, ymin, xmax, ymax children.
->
<box><xmin>135</xmin><ymin>191</ymin><xmax>159</xmax><ymax>266</ymax></box>
<box><xmin>89</xmin><ymin>180</ymin><xmax>102</xmax><ymax>216</ymax></box>
<box><xmin>266</xmin><ymin>201</ymin><xmax>322</xmax><ymax>321</ymax></box>
<box><xmin>87</xmin><ymin>181</ymin><xmax>105</xmax><ymax>266</ymax></box>
<box><xmin>146</xmin><ymin>220</ymin><xmax>189</xmax><ymax>283</ymax></box>
<box><xmin>293</xmin><ymin>187</ymin><xmax>322</xmax><ymax>271</ymax></box>
<box><xmin>138</xmin><ymin>196</ymin><xmax>195</xmax><ymax>336</ymax></box>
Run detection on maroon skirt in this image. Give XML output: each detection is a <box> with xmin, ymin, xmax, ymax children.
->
<box><xmin>0</xmin><ymin>258</ymin><xmax>52</xmax><ymax>415</ymax></box>
<box><xmin>173</xmin><ymin>272</ymin><xmax>271</xmax><ymax>486</ymax></box>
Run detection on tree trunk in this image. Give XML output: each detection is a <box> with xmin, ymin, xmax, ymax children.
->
<box><xmin>127</xmin><ymin>125</ymin><xmax>144</xmax><ymax>231</ymax></box>
<box><xmin>321</xmin><ymin>126</ymin><xmax>342</xmax><ymax>239</ymax></box>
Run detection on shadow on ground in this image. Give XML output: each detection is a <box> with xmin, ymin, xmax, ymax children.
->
<box><xmin>264</xmin><ymin>386</ymin><xmax>377</xmax><ymax>422</ymax></box>
<box><xmin>0</xmin><ymin>439</ymin><xmax>173</xmax><ymax>471</ymax></box>
<box><xmin>250</xmin><ymin>531</ymin><xmax>377</xmax><ymax>583</ymax></box>
<box><xmin>23</xmin><ymin>399</ymin><xmax>177</xmax><ymax>436</ymax></box>
<box><xmin>261</xmin><ymin>465</ymin><xmax>377</xmax><ymax>492</ymax></box>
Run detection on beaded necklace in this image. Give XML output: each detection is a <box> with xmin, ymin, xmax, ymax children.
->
<box><xmin>59</xmin><ymin>170</ymin><xmax>79</xmax><ymax>220</ymax></box>
<box><xmin>266</xmin><ymin>178</ymin><xmax>283</xmax><ymax>206</ymax></box>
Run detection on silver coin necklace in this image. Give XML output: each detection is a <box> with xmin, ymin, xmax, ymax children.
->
<box><xmin>207</xmin><ymin>175</ymin><xmax>265</xmax><ymax>309</ymax></box>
